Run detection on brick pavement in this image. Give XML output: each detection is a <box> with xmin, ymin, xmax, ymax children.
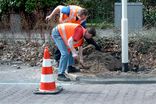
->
<box><xmin>0</xmin><ymin>83</ymin><xmax>156</xmax><ymax>104</ymax></box>
<box><xmin>0</xmin><ymin>64</ymin><xmax>156</xmax><ymax>104</ymax></box>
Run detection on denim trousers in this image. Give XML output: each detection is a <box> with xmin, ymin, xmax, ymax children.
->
<box><xmin>52</xmin><ymin>26</ymin><xmax>74</xmax><ymax>74</ymax></box>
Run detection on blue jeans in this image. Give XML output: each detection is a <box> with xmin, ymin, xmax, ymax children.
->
<box><xmin>52</xmin><ymin>27</ymin><xmax>74</xmax><ymax>74</ymax></box>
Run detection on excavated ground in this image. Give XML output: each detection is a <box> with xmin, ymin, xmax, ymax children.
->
<box><xmin>1</xmin><ymin>37</ymin><xmax>156</xmax><ymax>77</ymax></box>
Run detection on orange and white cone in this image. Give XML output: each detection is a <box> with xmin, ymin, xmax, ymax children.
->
<box><xmin>34</xmin><ymin>46</ymin><xmax>63</xmax><ymax>94</ymax></box>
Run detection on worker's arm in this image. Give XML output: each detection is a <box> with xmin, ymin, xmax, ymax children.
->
<box><xmin>68</xmin><ymin>37</ymin><xmax>78</xmax><ymax>57</ymax></box>
<box><xmin>81</xmin><ymin>21</ymin><xmax>101</xmax><ymax>51</ymax></box>
<box><xmin>68</xmin><ymin>26</ymin><xmax>84</xmax><ymax>58</ymax></box>
<box><xmin>81</xmin><ymin>21</ymin><xmax>86</xmax><ymax>28</ymax></box>
<box><xmin>46</xmin><ymin>5</ymin><xmax>63</xmax><ymax>21</ymax></box>
<box><xmin>84</xmin><ymin>37</ymin><xmax>101</xmax><ymax>51</ymax></box>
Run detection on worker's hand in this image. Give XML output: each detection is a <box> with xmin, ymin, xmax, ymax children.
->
<box><xmin>95</xmin><ymin>45</ymin><xmax>102</xmax><ymax>52</ymax></box>
<box><xmin>52</xmin><ymin>17</ymin><xmax>58</xmax><ymax>23</ymax></box>
<box><xmin>73</xmin><ymin>55</ymin><xmax>79</xmax><ymax>61</ymax></box>
<box><xmin>45</xmin><ymin>15</ymin><xmax>51</xmax><ymax>21</ymax></box>
<box><xmin>73</xmin><ymin>55</ymin><xmax>78</xmax><ymax>59</ymax></box>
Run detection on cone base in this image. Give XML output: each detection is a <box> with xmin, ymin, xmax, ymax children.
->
<box><xmin>34</xmin><ymin>86</ymin><xmax>63</xmax><ymax>95</ymax></box>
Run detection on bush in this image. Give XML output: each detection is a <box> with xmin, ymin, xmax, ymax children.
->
<box><xmin>143</xmin><ymin>7</ymin><xmax>156</xmax><ymax>27</ymax></box>
<box><xmin>87</xmin><ymin>22</ymin><xmax>113</xmax><ymax>29</ymax></box>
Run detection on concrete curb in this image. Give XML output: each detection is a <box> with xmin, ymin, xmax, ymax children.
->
<box><xmin>68</xmin><ymin>73</ymin><xmax>156</xmax><ymax>84</ymax></box>
<box><xmin>77</xmin><ymin>78</ymin><xmax>156</xmax><ymax>84</ymax></box>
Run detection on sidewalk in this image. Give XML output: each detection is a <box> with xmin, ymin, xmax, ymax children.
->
<box><xmin>1</xmin><ymin>83</ymin><xmax>156</xmax><ymax>104</ymax></box>
<box><xmin>1</xmin><ymin>64</ymin><xmax>156</xmax><ymax>104</ymax></box>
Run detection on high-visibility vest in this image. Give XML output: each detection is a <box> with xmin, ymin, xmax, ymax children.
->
<box><xmin>59</xmin><ymin>5</ymin><xmax>86</xmax><ymax>24</ymax></box>
<box><xmin>57</xmin><ymin>23</ymin><xmax>86</xmax><ymax>48</ymax></box>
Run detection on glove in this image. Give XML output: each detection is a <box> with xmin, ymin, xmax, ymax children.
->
<box><xmin>45</xmin><ymin>16</ymin><xmax>51</xmax><ymax>21</ymax></box>
<box><xmin>72</xmin><ymin>53</ymin><xmax>78</xmax><ymax>58</ymax></box>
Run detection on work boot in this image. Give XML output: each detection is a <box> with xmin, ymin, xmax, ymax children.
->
<box><xmin>67</xmin><ymin>66</ymin><xmax>80</xmax><ymax>73</ymax></box>
<box><xmin>57</xmin><ymin>74</ymin><xmax>70</xmax><ymax>81</ymax></box>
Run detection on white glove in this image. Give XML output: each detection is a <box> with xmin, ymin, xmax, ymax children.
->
<box><xmin>72</xmin><ymin>53</ymin><xmax>78</xmax><ymax>58</ymax></box>
<box><xmin>45</xmin><ymin>15</ymin><xmax>51</xmax><ymax>21</ymax></box>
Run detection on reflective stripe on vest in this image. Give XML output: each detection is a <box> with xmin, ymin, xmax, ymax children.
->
<box><xmin>60</xmin><ymin>25</ymin><xmax>69</xmax><ymax>47</ymax></box>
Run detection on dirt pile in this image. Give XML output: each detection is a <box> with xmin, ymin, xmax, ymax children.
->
<box><xmin>81</xmin><ymin>37</ymin><xmax>156</xmax><ymax>74</ymax></box>
<box><xmin>1</xmin><ymin>37</ymin><xmax>156</xmax><ymax>74</ymax></box>
<box><xmin>81</xmin><ymin>51</ymin><xmax>121</xmax><ymax>73</ymax></box>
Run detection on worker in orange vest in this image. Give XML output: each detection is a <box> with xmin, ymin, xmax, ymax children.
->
<box><xmin>46</xmin><ymin>5</ymin><xmax>101</xmax><ymax>68</ymax></box>
<box><xmin>52</xmin><ymin>23</ymin><xmax>96</xmax><ymax>81</ymax></box>
<box><xmin>46</xmin><ymin>5</ymin><xmax>87</xmax><ymax>26</ymax></box>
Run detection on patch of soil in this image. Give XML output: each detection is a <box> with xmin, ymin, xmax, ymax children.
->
<box><xmin>82</xmin><ymin>51</ymin><xmax>121</xmax><ymax>73</ymax></box>
<box><xmin>1</xmin><ymin>37</ymin><xmax>156</xmax><ymax>77</ymax></box>
<box><xmin>78</xmin><ymin>37</ymin><xmax>156</xmax><ymax>76</ymax></box>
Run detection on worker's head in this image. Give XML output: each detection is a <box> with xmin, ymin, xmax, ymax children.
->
<box><xmin>84</xmin><ymin>27</ymin><xmax>96</xmax><ymax>39</ymax></box>
<box><xmin>77</xmin><ymin>8</ymin><xmax>88</xmax><ymax>20</ymax></box>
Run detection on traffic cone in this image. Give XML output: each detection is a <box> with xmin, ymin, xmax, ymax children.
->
<box><xmin>34</xmin><ymin>46</ymin><xmax>63</xmax><ymax>94</ymax></box>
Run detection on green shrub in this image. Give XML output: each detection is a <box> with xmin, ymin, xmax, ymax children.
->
<box><xmin>87</xmin><ymin>21</ymin><xmax>113</xmax><ymax>29</ymax></box>
<box><xmin>144</xmin><ymin>8</ymin><xmax>156</xmax><ymax>27</ymax></box>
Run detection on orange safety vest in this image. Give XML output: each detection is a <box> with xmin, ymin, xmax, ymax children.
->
<box><xmin>57</xmin><ymin>23</ymin><xmax>86</xmax><ymax>48</ymax></box>
<box><xmin>59</xmin><ymin>5</ymin><xmax>86</xmax><ymax>24</ymax></box>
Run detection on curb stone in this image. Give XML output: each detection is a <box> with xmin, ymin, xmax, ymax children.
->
<box><xmin>67</xmin><ymin>73</ymin><xmax>156</xmax><ymax>84</ymax></box>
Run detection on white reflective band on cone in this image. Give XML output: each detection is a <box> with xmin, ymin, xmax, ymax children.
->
<box><xmin>40</xmin><ymin>74</ymin><xmax>55</xmax><ymax>82</ymax></box>
<box><xmin>42</xmin><ymin>59</ymin><xmax>52</xmax><ymax>67</ymax></box>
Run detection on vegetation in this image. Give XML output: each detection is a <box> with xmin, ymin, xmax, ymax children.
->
<box><xmin>0</xmin><ymin>0</ymin><xmax>59</xmax><ymax>13</ymax></box>
<box><xmin>0</xmin><ymin>0</ymin><xmax>156</xmax><ymax>29</ymax></box>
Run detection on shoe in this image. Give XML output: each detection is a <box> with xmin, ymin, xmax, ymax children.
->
<box><xmin>57</xmin><ymin>74</ymin><xmax>70</xmax><ymax>81</ymax></box>
<box><xmin>67</xmin><ymin>66</ymin><xmax>80</xmax><ymax>73</ymax></box>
